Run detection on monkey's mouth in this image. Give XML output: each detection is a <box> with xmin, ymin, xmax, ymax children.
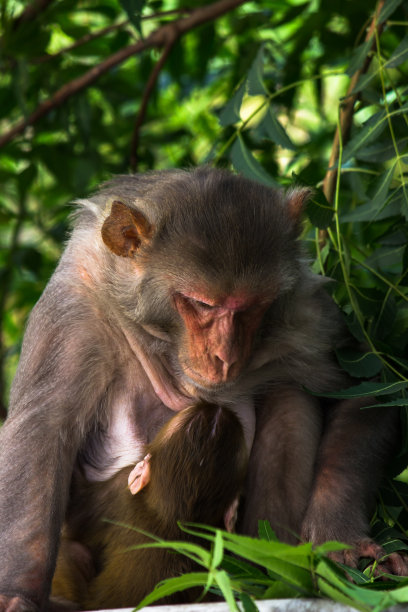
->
<box><xmin>181</xmin><ymin>362</ymin><xmax>240</xmax><ymax>392</ymax></box>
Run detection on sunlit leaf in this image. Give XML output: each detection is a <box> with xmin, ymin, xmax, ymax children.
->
<box><xmin>258</xmin><ymin>520</ymin><xmax>278</xmax><ymax>542</ymax></box>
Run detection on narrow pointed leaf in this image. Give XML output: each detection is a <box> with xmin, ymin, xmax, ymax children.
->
<box><xmin>387</xmin><ymin>35</ymin><xmax>408</xmax><ymax>67</ymax></box>
<box><xmin>135</xmin><ymin>572</ymin><xmax>210</xmax><ymax>609</ymax></box>
<box><xmin>211</xmin><ymin>529</ymin><xmax>224</xmax><ymax>569</ymax></box>
<box><xmin>379</xmin><ymin>0</ymin><xmax>404</xmax><ymax>23</ymax></box>
<box><xmin>261</xmin><ymin>107</ymin><xmax>295</xmax><ymax>150</ymax></box>
<box><xmin>230</xmin><ymin>136</ymin><xmax>279</xmax><ymax>187</ymax></box>
<box><xmin>342</xmin><ymin>111</ymin><xmax>387</xmax><ymax>162</ymax></box>
<box><xmin>215</xmin><ymin>569</ymin><xmax>240</xmax><ymax>611</ymax></box>
<box><xmin>336</xmin><ymin>349</ymin><xmax>383</xmax><ymax>378</ymax></box>
<box><xmin>346</xmin><ymin>40</ymin><xmax>373</xmax><ymax>76</ymax></box>
<box><xmin>220</xmin><ymin>82</ymin><xmax>246</xmax><ymax>127</ymax></box>
<box><xmin>312</xmin><ymin>381</ymin><xmax>408</xmax><ymax>399</ymax></box>
<box><xmin>247</xmin><ymin>46</ymin><xmax>268</xmax><ymax>96</ymax></box>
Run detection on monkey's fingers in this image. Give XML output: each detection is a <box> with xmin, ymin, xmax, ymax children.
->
<box><xmin>330</xmin><ymin>538</ymin><xmax>408</xmax><ymax>577</ymax></box>
<box><xmin>128</xmin><ymin>453</ymin><xmax>152</xmax><ymax>494</ymax></box>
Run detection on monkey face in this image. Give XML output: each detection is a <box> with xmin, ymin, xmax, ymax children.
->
<box><xmin>173</xmin><ymin>290</ymin><xmax>270</xmax><ymax>386</ymax></box>
<box><xmin>100</xmin><ymin>168</ymin><xmax>309</xmax><ymax>391</ymax></box>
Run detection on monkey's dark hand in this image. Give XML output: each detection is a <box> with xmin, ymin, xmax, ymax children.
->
<box><xmin>0</xmin><ymin>595</ymin><xmax>38</xmax><ymax>612</ymax></box>
<box><xmin>328</xmin><ymin>538</ymin><xmax>408</xmax><ymax>577</ymax></box>
<box><xmin>128</xmin><ymin>453</ymin><xmax>151</xmax><ymax>494</ymax></box>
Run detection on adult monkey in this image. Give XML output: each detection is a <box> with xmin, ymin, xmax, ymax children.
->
<box><xmin>0</xmin><ymin>167</ymin><xmax>405</xmax><ymax>612</ymax></box>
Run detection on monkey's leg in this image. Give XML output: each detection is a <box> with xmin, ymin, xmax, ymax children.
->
<box><xmin>51</xmin><ymin>538</ymin><xmax>95</xmax><ymax>609</ymax></box>
<box><xmin>301</xmin><ymin>398</ymin><xmax>408</xmax><ymax>575</ymax></box>
<box><xmin>238</xmin><ymin>387</ymin><xmax>322</xmax><ymax>543</ymax></box>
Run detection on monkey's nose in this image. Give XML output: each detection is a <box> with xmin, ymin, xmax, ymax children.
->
<box><xmin>214</xmin><ymin>354</ymin><xmax>238</xmax><ymax>381</ymax></box>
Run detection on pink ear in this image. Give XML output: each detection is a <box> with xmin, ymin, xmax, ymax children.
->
<box><xmin>286</xmin><ymin>187</ymin><xmax>313</xmax><ymax>221</ymax></box>
<box><xmin>128</xmin><ymin>454</ymin><xmax>152</xmax><ymax>495</ymax></box>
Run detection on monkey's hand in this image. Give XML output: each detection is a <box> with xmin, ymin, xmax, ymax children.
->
<box><xmin>0</xmin><ymin>595</ymin><xmax>38</xmax><ymax>612</ymax></box>
<box><xmin>128</xmin><ymin>453</ymin><xmax>151</xmax><ymax>494</ymax></box>
<box><xmin>327</xmin><ymin>538</ymin><xmax>408</xmax><ymax>577</ymax></box>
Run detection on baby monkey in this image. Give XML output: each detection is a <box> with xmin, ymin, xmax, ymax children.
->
<box><xmin>51</xmin><ymin>402</ymin><xmax>248</xmax><ymax>610</ymax></box>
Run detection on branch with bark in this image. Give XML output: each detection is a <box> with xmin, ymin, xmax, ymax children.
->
<box><xmin>322</xmin><ymin>0</ymin><xmax>386</xmax><ymax>204</ymax></box>
<box><xmin>0</xmin><ymin>0</ymin><xmax>247</xmax><ymax>150</ymax></box>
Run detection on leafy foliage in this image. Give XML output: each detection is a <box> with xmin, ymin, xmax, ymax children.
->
<box><xmin>1</xmin><ymin>0</ymin><xmax>408</xmax><ymax>608</ymax></box>
<box><xmin>119</xmin><ymin>522</ymin><xmax>408</xmax><ymax>611</ymax></box>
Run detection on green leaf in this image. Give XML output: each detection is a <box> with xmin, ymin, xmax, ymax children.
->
<box><xmin>336</xmin><ymin>349</ymin><xmax>383</xmax><ymax>378</ymax></box>
<box><xmin>119</xmin><ymin>0</ymin><xmax>145</xmax><ymax>35</ymax></box>
<box><xmin>258</xmin><ymin>520</ymin><xmax>278</xmax><ymax>542</ymax></box>
<box><xmin>211</xmin><ymin>530</ymin><xmax>224</xmax><ymax>569</ymax></box>
<box><xmin>215</xmin><ymin>569</ymin><xmax>240</xmax><ymax>611</ymax></box>
<box><xmin>312</xmin><ymin>381</ymin><xmax>408</xmax><ymax>399</ymax></box>
<box><xmin>306</xmin><ymin>188</ymin><xmax>334</xmax><ymax>229</ymax></box>
<box><xmin>219</xmin><ymin>82</ymin><xmax>246</xmax><ymax>127</ymax></box>
<box><xmin>368</xmin><ymin>398</ymin><xmax>408</xmax><ymax>408</ymax></box>
<box><xmin>340</xmin><ymin>193</ymin><xmax>401</xmax><ymax>222</ymax></box>
<box><xmin>342</xmin><ymin>111</ymin><xmax>387</xmax><ymax>162</ymax></box>
<box><xmin>247</xmin><ymin>45</ymin><xmax>268</xmax><ymax>96</ymax></box>
<box><xmin>370</xmin><ymin>164</ymin><xmax>396</xmax><ymax>211</ymax></box>
<box><xmin>239</xmin><ymin>592</ymin><xmax>259</xmax><ymax>612</ymax></box>
<box><xmin>357</xmin><ymin>137</ymin><xmax>408</xmax><ymax>163</ymax></box>
<box><xmin>346</xmin><ymin>40</ymin><xmax>373</xmax><ymax>77</ymax></box>
<box><xmin>314</xmin><ymin>541</ymin><xmax>352</xmax><ymax>555</ymax></box>
<box><xmin>230</xmin><ymin>136</ymin><xmax>279</xmax><ymax>188</ymax></box>
<box><xmin>135</xmin><ymin>572</ymin><xmax>210</xmax><ymax>609</ymax></box>
<box><xmin>260</xmin><ymin>107</ymin><xmax>295</xmax><ymax>150</ymax></box>
<box><xmin>379</xmin><ymin>0</ymin><xmax>404</xmax><ymax>24</ymax></box>
<box><xmin>387</xmin><ymin>35</ymin><xmax>408</xmax><ymax>68</ymax></box>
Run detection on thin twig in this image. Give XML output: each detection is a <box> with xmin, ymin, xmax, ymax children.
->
<box><xmin>130</xmin><ymin>36</ymin><xmax>177</xmax><ymax>171</ymax></box>
<box><xmin>0</xmin><ymin>0</ymin><xmax>247</xmax><ymax>150</ymax></box>
<box><xmin>31</xmin><ymin>9</ymin><xmax>193</xmax><ymax>64</ymax></box>
<box><xmin>32</xmin><ymin>20</ymin><xmax>129</xmax><ymax>64</ymax></box>
<box><xmin>322</xmin><ymin>0</ymin><xmax>386</xmax><ymax>205</ymax></box>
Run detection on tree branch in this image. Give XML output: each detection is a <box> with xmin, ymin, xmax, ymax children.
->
<box><xmin>130</xmin><ymin>36</ymin><xmax>177</xmax><ymax>172</ymax></box>
<box><xmin>0</xmin><ymin>0</ymin><xmax>247</xmax><ymax>150</ymax></box>
<box><xmin>12</xmin><ymin>0</ymin><xmax>55</xmax><ymax>29</ymax></box>
<box><xmin>322</xmin><ymin>0</ymin><xmax>386</xmax><ymax>204</ymax></box>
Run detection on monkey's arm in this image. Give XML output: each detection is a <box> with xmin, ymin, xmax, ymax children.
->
<box><xmin>0</xmin><ymin>281</ymin><xmax>109</xmax><ymax>612</ymax></box>
<box><xmin>301</xmin><ymin>398</ymin><xmax>408</xmax><ymax>573</ymax></box>
<box><xmin>239</xmin><ymin>387</ymin><xmax>322</xmax><ymax>542</ymax></box>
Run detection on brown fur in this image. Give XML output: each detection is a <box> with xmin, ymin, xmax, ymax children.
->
<box><xmin>51</xmin><ymin>403</ymin><xmax>247</xmax><ymax>609</ymax></box>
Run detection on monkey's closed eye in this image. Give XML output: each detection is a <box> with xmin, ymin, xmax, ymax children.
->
<box><xmin>189</xmin><ymin>298</ymin><xmax>215</xmax><ymax>310</ymax></box>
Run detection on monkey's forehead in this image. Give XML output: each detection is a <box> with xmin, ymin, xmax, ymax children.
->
<box><xmin>95</xmin><ymin>167</ymin><xmax>289</xmax><ymax>224</ymax></box>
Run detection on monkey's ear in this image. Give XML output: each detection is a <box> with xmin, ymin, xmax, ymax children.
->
<box><xmin>286</xmin><ymin>187</ymin><xmax>313</xmax><ymax>222</ymax></box>
<box><xmin>101</xmin><ymin>200</ymin><xmax>153</xmax><ymax>257</ymax></box>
